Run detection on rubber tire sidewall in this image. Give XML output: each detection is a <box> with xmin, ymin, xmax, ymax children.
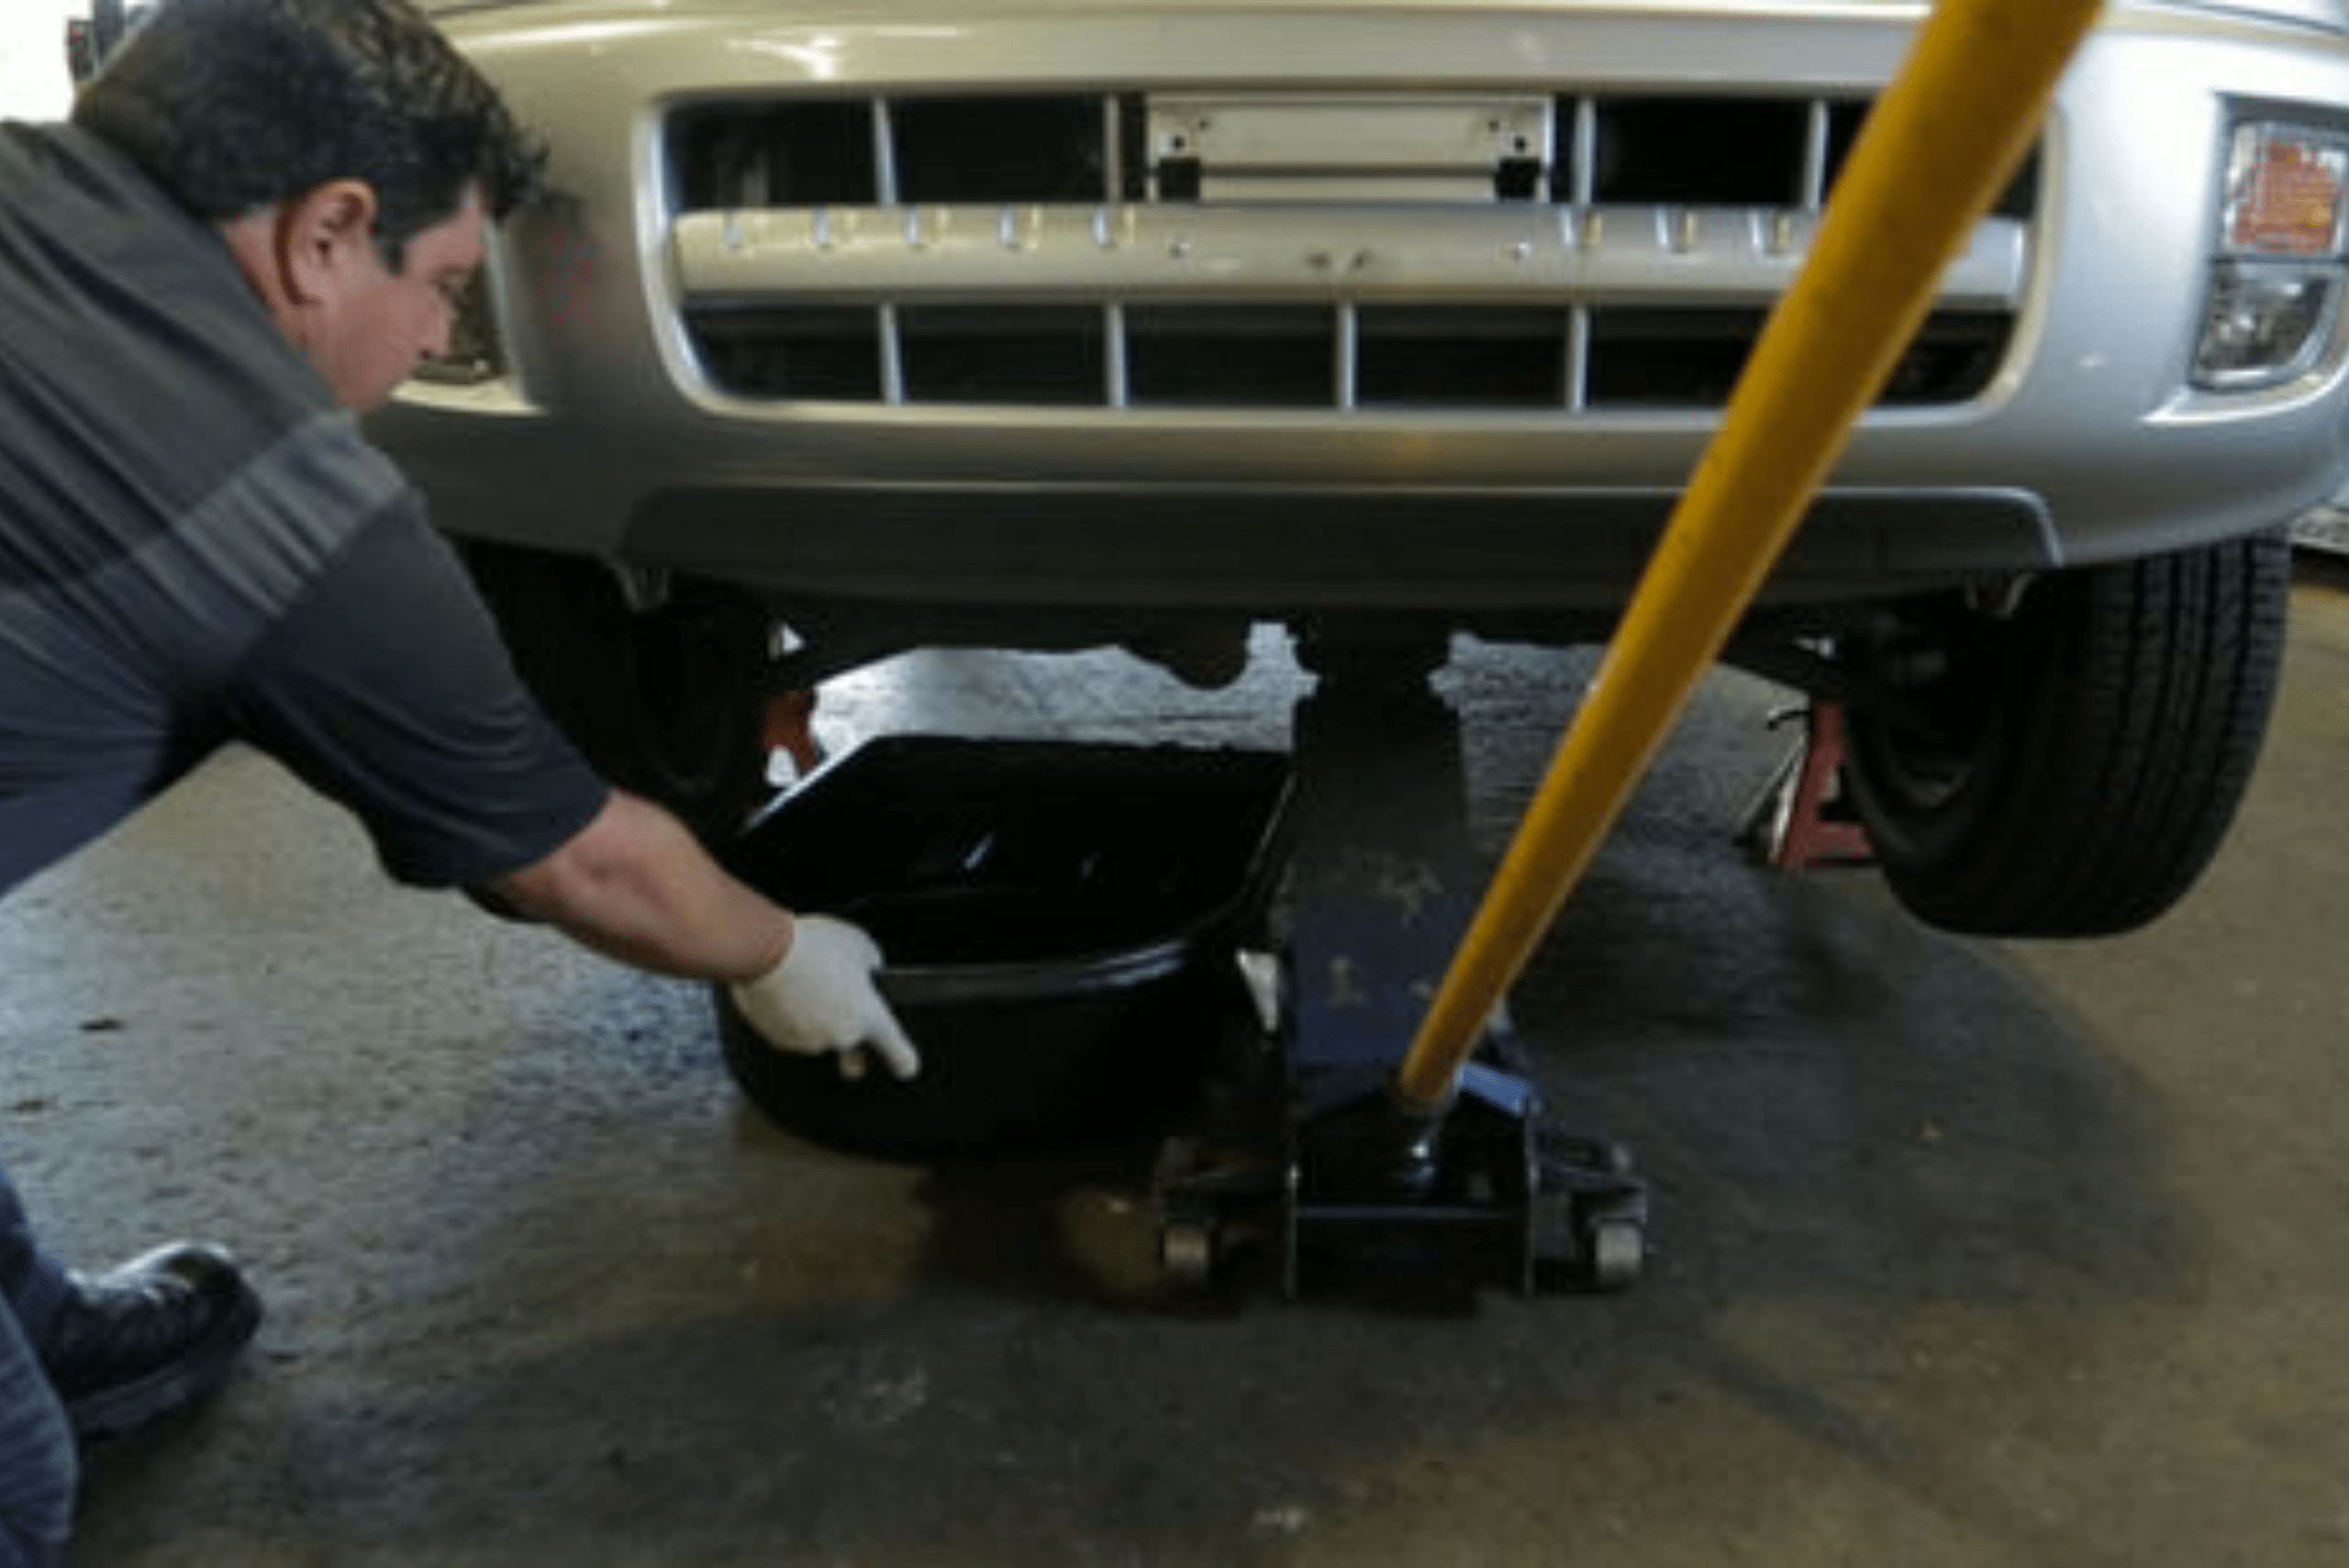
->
<box><xmin>458</xmin><ymin>539</ymin><xmax>771</xmax><ymax>842</ymax></box>
<box><xmin>1844</xmin><ymin>530</ymin><xmax>2288</xmax><ymax>939</ymax></box>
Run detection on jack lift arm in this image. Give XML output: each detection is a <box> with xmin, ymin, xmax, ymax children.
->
<box><xmin>1156</xmin><ymin>0</ymin><xmax>2105</xmax><ymax>1296</ymax></box>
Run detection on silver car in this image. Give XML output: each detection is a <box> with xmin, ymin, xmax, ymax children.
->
<box><xmin>383</xmin><ymin>0</ymin><xmax>2349</xmax><ymax>937</ymax></box>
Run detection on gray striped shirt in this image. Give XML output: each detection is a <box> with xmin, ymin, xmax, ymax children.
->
<box><xmin>0</xmin><ymin>123</ymin><xmax>603</xmax><ymax>892</ymax></box>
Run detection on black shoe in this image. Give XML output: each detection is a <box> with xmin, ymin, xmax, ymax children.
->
<box><xmin>39</xmin><ymin>1241</ymin><xmax>263</xmax><ymax>1441</ymax></box>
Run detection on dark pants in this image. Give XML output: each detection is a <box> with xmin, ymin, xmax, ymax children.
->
<box><xmin>0</xmin><ymin>1165</ymin><xmax>76</xmax><ymax>1568</ymax></box>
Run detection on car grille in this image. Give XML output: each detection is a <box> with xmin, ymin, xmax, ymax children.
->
<box><xmin>664</xmin><ymin>92</ymin><xmax>2035</xmax><ymax>412</ymax></box>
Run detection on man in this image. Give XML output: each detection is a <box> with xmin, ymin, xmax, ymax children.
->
<box><xmin>0</xmin><ymin>0</ymin><xmax>916</xmax><ymax>1559</ymax></box>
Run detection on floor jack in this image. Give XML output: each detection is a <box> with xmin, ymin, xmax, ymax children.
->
<box><xmin>1157</xmin><ymin>0</ymin><xmax>2094</xmax><ymax>1301</ymax></box>
<box><xmin>1152</xmin><ymin>637</ymin><xmax>1647</xmax><ymax>1297</ymax></box>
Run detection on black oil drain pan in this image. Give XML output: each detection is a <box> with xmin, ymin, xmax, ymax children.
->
<box><xmin>713</xmin><ymin>736</ymin><xmax>1291</xmax><ymax>1156</ymax></box>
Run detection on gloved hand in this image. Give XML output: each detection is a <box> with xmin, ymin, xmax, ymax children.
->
<box><xmin>729</xmin><ymin>916</ymin><xmax>920</xmax><ymax>1081</ymax></box>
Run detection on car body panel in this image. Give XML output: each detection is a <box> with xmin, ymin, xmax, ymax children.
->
<box><xmin>375</xmin><ymin>1</ymin><xmax>2349</xmax><ymax>628</ymax></box>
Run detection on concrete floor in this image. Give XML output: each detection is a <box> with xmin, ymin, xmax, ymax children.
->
<box><xmin>7</xmin><ymin>565</ymin><xmax>2349</xmax><ymax>1567</ymax></box>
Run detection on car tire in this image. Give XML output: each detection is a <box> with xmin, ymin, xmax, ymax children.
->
<box><xmin>1842</xmin><ymin>528</ymin><xmax>2288</xmax><ymax>938</ymax></box>
<box><xmin>457</xmin><ymin>539</ymin><xmax>774</xmax><ymax>841</ymax></box>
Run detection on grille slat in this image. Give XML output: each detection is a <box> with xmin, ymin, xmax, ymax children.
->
<box><xmin>665</xmin><ymin>91</ymin><xmax>2035</xmax><ymax>411</ymax></box>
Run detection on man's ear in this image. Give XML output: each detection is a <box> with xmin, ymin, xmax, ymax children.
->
<box><xmin>274</xmin><ymin>179</ymin><xmax>383</xmax><ymax>305</ymax></box>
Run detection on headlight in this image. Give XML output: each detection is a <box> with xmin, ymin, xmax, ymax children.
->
<box><xmin>2194</xmin><ymin>119</ymin><xmax>2349</xmax><ymax>389</ymax></box>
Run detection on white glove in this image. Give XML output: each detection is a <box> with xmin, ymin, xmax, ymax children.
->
<box><xmin>729</xmin><ymin>916</ymin><xmax>920</xmax><ymax>1081</ymax></box>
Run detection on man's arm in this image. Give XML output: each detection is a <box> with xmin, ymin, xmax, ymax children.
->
<box><xmin>205</xmin><ymin>475</ymin><xmax>913</xmax><ymax>1071</ymax></box>
<box><xmin>484</xmin><ymin>788</ymin><xmax>787</xmax><ymax>982</ymax></box>
<box><xmin>482</xmin><ymin>792</ymin><xmax>920</xmax><ymax>1078</ymax></box>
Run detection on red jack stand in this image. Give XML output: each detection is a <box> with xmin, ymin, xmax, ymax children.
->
<box><xmin>762</xmin><ymin>689</ymin><xmax>825</xmax><ymax>781</ymax></box>
<box><xmin>1743</xmin><ymin>701</ymin><xmax>1874</xmax><ymax>871</ymax></box>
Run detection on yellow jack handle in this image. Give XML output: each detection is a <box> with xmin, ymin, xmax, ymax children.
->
<box><xmin>1394</xmin><ymin>0</ymin><xmax>2107</xmax><ymax>1110</ymax></box>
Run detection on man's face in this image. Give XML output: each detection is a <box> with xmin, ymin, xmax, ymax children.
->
<box><xmin>307</xmin><ymin>187</ymin><xmax>487</xmax><ymax>413</ymax></box>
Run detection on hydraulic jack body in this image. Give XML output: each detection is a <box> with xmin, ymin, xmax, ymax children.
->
<box><xmin>1153</xmin><ymin>635</ymin><xmax>1645</xmax><ymax>1296</ymax></box>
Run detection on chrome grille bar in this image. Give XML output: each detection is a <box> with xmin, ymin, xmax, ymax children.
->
<box><xmin>664</xmin><ymin>90</ymin><xmax>2036</xmax><ymax>411</ymax></box>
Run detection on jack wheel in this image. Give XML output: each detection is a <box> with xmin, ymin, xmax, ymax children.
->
<box><xmin>1587</xmin><ymin>1218</ymin><xmax>1644</xmax><ymax>1291</ymax></box>
<box><xmin>1161</xmin><ymin>1219</ymin><xmax>1218</xmax><ymax>1291</ymax></box>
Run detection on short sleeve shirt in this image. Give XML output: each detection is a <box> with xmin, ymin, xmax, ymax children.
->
<box><xmin>0</xmin><ymin>122</ymin><xmax>607</xmax><ymax>895</ymax></box>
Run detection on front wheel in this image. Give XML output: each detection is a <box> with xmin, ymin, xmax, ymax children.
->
<box><xmin>1842</xmin><ymin>529</ymin><xmax>2288</xmax><ymax>938</ymax></box>
<box><xmin>457</xmin><ymin>539</ymin><xmax>774</xmax><ymax>842</ymax></box>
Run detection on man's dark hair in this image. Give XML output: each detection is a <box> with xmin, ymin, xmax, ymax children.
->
<box><xmin>72</xmin><ymin>0</ymin><xmax>546</xmax><ymax>266</ymax></box>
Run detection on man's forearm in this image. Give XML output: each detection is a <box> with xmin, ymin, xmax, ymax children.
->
<box><xmin>484</xmin><ymin>791</ymin><xmax>791</xmax><ymax>983</ymax></box>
